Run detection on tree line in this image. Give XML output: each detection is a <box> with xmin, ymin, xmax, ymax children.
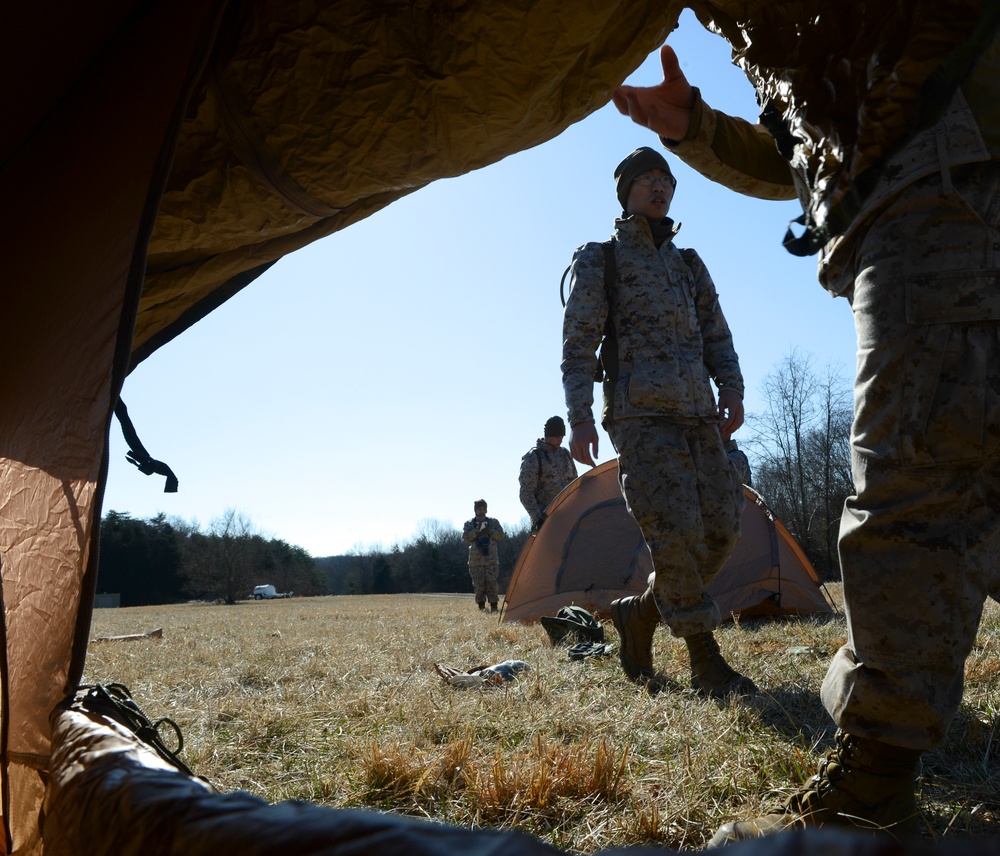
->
<box><xmin>317</xmin><ymin>519</ymin><xmax>531</xmax><ymax>596</ymax></box>
<box><xmin>97</xmin><ymin>509</ymin><xmax>326</xmax><ymax>606</ymax></box>
<box><xmin>96</xmin><ymin>509</ymin><xmax>530</xmax><ymax>606</ymax></box>
<box><xmin>97</xmin><ymin>350</ymin><xmax>851</xmax><ymax>605</ymax></box>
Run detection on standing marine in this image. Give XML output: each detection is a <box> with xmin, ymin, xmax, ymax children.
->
<box><xmin>518</xmin><ymin>415</ymin><xmax>578</xmax><ymax>532</ymax></box>
<box><xmin>613</xmin><ymin>2</ymin><xmax>1000</xmax><ymax>842</ymax></box>
<box><xmin>462</xmin><ymin>499</ymin><xmax>505</xmax><ymax>613</ymax></box>
<box><xmin>562</xmin><ymin>146</ymin><xmax>753</xmax><ymax>699</ymax></box>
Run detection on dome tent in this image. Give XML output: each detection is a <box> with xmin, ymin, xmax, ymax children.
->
<box><xmin>502</xmin><ymin>460</ymin><xmax>833</xmax><ymax>625</ymax></box>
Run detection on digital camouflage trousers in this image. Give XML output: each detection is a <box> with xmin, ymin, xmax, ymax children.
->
<box><xmin>823</xmin><ymin>160</ymin><xmax>1000</xmax><ymax>750</ymax></box>
<box><xmin>612</xmin><ymin>416</ymin><xmax>743</xmax><ymax>637</ymax></box>
<box><xmin>468</xmin><ymin>560</ymin><xmax>499</xmax><ymax>605</ymax></box>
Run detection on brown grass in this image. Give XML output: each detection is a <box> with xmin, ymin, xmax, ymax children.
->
<box><xmin>83</xmin><ymin>587</ymin><xmax>1000</xmax><ymax>851</ymax></box>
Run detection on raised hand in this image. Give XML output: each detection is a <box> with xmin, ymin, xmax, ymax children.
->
<box><xmin>612</xmin><ymin>44</ymin><xmax>695</xmax><ymax>142</ymax></box>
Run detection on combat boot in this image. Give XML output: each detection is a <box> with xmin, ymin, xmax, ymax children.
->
<box><xmin>685</xmin><ymin>631</ymin><xmax>757</xmax><ymax>699</ymax></box>
<box><xmin>610</xmin><ymin>588</ymin><xmax>663</xmax><ymax>687</ymax></box>
<box><xmin>709</xmin><ymin>730</ymin><xmax>921</xmax><ymax>846</ymax></box>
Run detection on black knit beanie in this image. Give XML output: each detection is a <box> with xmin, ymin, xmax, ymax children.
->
<box><xmin>544</xmin><ymin>416</ymin><xmax>566</xmax><ymax>437</ymax></box>
<box><xmin>614</xmin><ymin>147</ymin><xmax>674</xmax><ymax>211</ymax></box>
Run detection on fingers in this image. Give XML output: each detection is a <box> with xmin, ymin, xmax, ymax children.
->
<box><xmin>612</xmin><ymin>86</ymin><xmax>645</xmax><ymax>125</ymax></box>
<box><xmin>570</xmin><ymin>442</ymin><xmax>596</xmax><ymax>468</ymax></box>
<box><xmin>718</xmin><ymin>393</ymin><xmax>745</xmax><ymax>436</ymax></box>
<box><xmin>729</xmin><ymin>398</ymin><xmax>745</xmax><ymax>433</ymax></box>
<box><xmin>569</xmin><ymin>424</ymin><xmax>600</xmax><ymax>468</ymax></box>
<box><xmin>616</xmin><ymin>44</ymin><xmax>682</xmax><ymax>117</ymax></box>
<box><xmin>659</xmin><ymin>43</ymin><xmax>682</xmax><ymax>82</ymax></box>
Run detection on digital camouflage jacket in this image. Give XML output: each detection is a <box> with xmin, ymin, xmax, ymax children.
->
<box><xmin>462</xmin><ymin>516</ymin><xmax>505</xmax><ymax>563</ymax></box>
<box><xmin>518</xmin><ymin>440</ymin><xmax>577</xmax><ymax>524</ymax></box>
<box><xmin>676</xmin><ymin>0</ymin><xmax>1000</xmax><ymax>256</ymax></box>
<box><xmin>561</xmin><ymin>214</ymin><xmax>742</xmax><ymax>430</ymax></box>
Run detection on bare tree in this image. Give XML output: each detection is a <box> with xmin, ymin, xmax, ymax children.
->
<box><xmin>803</xmin><ymin>367</ymin><xmax>854</xmax><ymax>576</ymax></box>
<box><xmin>745</xmin><ymin>350</ymin><xmax>853</xmax><ymax>580</ymax></box>
<box><xmin>179</xmin><ymin>509</ymin><xmax>267</xmax><ymax>603</ymax></box>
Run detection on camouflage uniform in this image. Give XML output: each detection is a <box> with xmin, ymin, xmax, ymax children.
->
<box><xmin>462</xmin><ymin>515</ymin><xmax>505</xmax><ymax>607</ymax></box>
<box><xmin>819</xmin><ymin>159</ymin><xmax>1000</xmax><ymax>750</ymax></box>
<box><xmin>669</xmin><ymin>19</ymin><xmax>1000</xmax><ymax>750</ymax></box>
<box><xmin>518</xmin><ymin>439</ymin><xmax>577</xmax><ymax>526</ymax></box>
<box><xmin>562</xmin><ymin>214</ymin><xmax>745</xmax><ymax>637</ymax></box>
<box><xmin>725</xmin><ymin>439</ymin><xmax>751</xmax><ymax>486</ymax></box>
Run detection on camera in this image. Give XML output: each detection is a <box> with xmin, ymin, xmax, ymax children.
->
<box><xmin>476</xmin><ymin>533</ymin><xmax>491</xmax><ymax>556</ymax></box>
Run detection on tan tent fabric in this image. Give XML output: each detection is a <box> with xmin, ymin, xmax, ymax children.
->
<box><xmin>501</xmin><ymin>460</ymin><xmax>832</xmax><ymax>624</ymax></box>
<box><xmin>3</xmin><ymin>3</ymin><xmax>684</xmax><ymax>851</ymax></box>
<box><xmin>1</xmin><ymin>5</ymin><xmax>225</xmax><ymax>852</ymax></box>
<box><xmin>133</xmin><ymin>0</ymin><xmax>683</xmax><ymax>362</ymax></box>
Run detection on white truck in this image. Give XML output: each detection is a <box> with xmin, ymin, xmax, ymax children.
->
<box><xmin>252</xmin><ymin>584</ymin><xmax>292</xmax><ymax>600</ymax></box>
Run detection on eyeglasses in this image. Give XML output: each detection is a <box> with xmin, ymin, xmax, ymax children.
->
<box><xmin>632</xmin><ymin>173</ymin><xmax>676</xmax><ymax>188</ymax></box>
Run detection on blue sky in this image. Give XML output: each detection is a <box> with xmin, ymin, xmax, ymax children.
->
<box><xmin>104</xmin><ymin>11</ymin><xmax>857</xmax><ymax>557</ymax></box>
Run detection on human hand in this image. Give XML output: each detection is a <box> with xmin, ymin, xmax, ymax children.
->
<box><xmin>569</xmin><ymin>422</ymin><xmax>600</xmax><ymax>467</ymax></box>
<box><xmin>612</xmin><ymin>44</ymin><xmax>694</xmax><ymax>142</ymax></box>
<box><xmin>718</xmin><ymin>389</ymin><xmax>744</xmax><ymax>437</ymax></box>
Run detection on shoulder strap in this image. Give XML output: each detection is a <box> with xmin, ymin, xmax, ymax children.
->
<box><xmin>596</xmin><ymin>239</ymin><xmax>618</xmax><ymax>383</ymax></box>
<box><xmin>560</xmin><ymin>240</ymin><xmax>618</xmax><ymax>382</ymax></box>
<box><xmin>560</xmin><ymin>239</ymin><xmax>617</xmax><ymax>308</ymax></box>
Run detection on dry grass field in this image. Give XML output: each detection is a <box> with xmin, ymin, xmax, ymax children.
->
<box><xmin>83</xmin><ymin>587</ymin><xmax>1000</xmax><ymax>852</ymax></box>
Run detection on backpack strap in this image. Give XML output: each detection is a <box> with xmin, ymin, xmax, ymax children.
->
<box><xmin>595</xmin><ymin>239</ymin><xmax>618</xmax><ymax>384</ymax></box>
<box><xmin>560</xmin><ymin>238</ymin><xmax>617</xmax><ymax>311</ymax></box>
<box><xmin>560</xmin><ymin>239</ymin><xmax>618</xmax><ymax>388</ymax></box>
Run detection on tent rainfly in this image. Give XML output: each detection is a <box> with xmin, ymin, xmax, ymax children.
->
<box><xmin>502</xmin><ymin>460</ymin><xmax>833</xmax><ymax>625</ymax></box>
<box><xmin>3</xmin><ymin>3</ymin><xmax>682</xmax><ymax>853</ymax></box>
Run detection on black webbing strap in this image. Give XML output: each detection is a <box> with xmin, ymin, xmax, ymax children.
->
<box><xmin>114</xmin><ymin>398</ymin><xmax>179</xmax><ymax>493</ymax></box>
<box><xmin>597</xmin><ymin>239</ymin><xmax>618</xmax><ymax>384</ymax></box>
<box><xmin>78</xmin><ymin>683</ymin><xmax>196</xmax><ymax>778</ymax></box>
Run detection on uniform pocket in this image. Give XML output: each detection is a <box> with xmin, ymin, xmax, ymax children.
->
<box><xmin>897</xmin><ymin>270</ymin><xmax>1000</xmax><ymax>465</ymax></box>
<box><xmin>907</xmin><ymin>270</ymin><xmax>1000</xmax><ymax>324</ymax></box>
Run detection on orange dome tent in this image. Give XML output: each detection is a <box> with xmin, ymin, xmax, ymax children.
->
<box><xmin>502</xmin><ymin>460</ymin><xmax>834</xmax><ymax>625</ymax></box>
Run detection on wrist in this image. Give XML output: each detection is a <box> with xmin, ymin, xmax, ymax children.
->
<box><xmin>662</xmin><ymin>87</ymin><xmax>704</xmax><ymax>148</ymax></box>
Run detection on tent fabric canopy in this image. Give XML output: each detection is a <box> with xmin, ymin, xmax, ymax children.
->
<box><xmin>134</xmin><ymin>0</ymin><xmax>683</xmax><ymax>363</ymax></box>
<box><xmin>3</xmin><ymin>3</ymin><xmax>685</xmax><ymax>851</ymax></box>
<box><xmin>502</xmin><ymin>460</ymin><xmax>832</xmax><ymax>625</ymax></box>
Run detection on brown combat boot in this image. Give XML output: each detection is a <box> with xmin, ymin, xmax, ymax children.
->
<box><xmin>685</xmin><ymin>631</ymin><xmax>757</xmax><ymax>699</ymax></box>
<box><xmin>610</xmin><ymin>588</ymin><xmax>666</xmax><ymax>689</ymax></box>
<box><xmin>709</xmin><ymin>730</ymin><xmax>921</xmax><ymax>846</ymax></box>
